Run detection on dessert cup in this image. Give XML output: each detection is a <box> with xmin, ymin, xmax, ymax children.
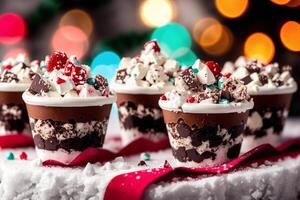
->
<box><xmin>0</xmin><ymin>87</ymin><xmax>31</xmax><ymax>135</ymax></box>
<box><xmin>116</xmin><ymin>93</ymin><xmax>167</xmax><ymax>145</ymax></box>
<box><xmin>161</xmin><ymin>104</ymin><xmax>251</xmax><ymax>167</ymax></box>
<box><xmin>23</xmin><ymin>93</ymin><xmax>115</xmax><ymax>164</ymax></box>
<box><xmin>242</xmin><ymin>92</ymin><xmax>294</xmax><ymax>152</ymax></box>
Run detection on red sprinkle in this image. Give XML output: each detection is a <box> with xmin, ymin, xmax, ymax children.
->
<box><xmin>144</xmin><ymin>40</ymin><xmax>161</xmax><ymax>52</ymax></box>
<box><xmin>64</xmin><ymin>61</ymin><xmax>75</xmax><ymax>76</ymax></box>
<box><xmin>205</xmin><ymin>61</ymin><xmax>221</xmax><ymax>76</ymax></box>
<box><xmin>46</xmin><ymin>51</ymin><xmax>68</xmax><ymax>72</ymax></box>
<box><xmin>4</xmin><ymin>65</ymin><xmax>12</xmax><ymax>70</ymax></box>
<box><xmin>19</xmin><ymin>152</ymin><xmax>27</xmax><ymax>160</ymax></box>
<box><xmin>161</xmin><ymin>95</ymin><xmax>167</xmax><ymax>101</ymax></box>
<box><xmin>224</xmin><ymin>73</ymin><xmax>232</xmax><ymax>78</ymax></box>
<box><xmin>186</xmin><ymin>96</ymin><xmax>195</xmax><ymax>103</ymax></box>
<box><xmin>56</xmin><ymin>77</ymin><xmax>66</xmax><ymax>84</ymax></box>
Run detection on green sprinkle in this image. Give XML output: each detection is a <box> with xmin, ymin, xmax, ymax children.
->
<box><xmin>219</xmin><ymin>98</ymin><xmax>229</xmax><ymax>104</ymax></box>
<box><xmin>140</xmin><ymin>152</ymin><xmax>151</xmax><ymax>161</ymax></box>
<box><xmin>168</xmin><ymin>76</ymin><xmax>174</xmax><ymax>83</ymax></box>
<box><xmin>208</xmin><ymin>85</ymin><xmax>214</xmax><ymax>91</ymax></box>
<box><xmin>87</xmin><ymin>78</ymin><xmax>94</xmax><ymax>85</ymax></box>
<box><xmin>217</xmin><ymin>80</ymin><xmax>223</xmax><ymax>89</ymax></box>
<box><xmin>193</xmin><ymin>68</ymin><xmax>199</xmax><ymax>74</ymax></box>
<box><xmin>6</xmin><ymin>152</ymin><xmax>14</xmax><ymax>160</ymax></box>
<box><xmin>40</xmin><ymin>65</ymin><xmax>46</xmax><ymax>69</ymax></box>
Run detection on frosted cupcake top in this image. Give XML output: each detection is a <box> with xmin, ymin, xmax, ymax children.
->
<box><xmin>111</xmin><ymin>40</ymin><xmax>180</xmax><ymax>94</ymax></box>
<box><xmin>222</xmin><ymin>56</ymin><xmax>297</xmax><ymax>95</ymax></box>
<box><xmin>159</xmin><ymin>59</ymin><xmax>253</xmax><ymax>113</ymax></box>
<box><xmin>0</xmin><ymin>54</ymin><xmax>41</xmax><ymax>91</ymax></box>
<box><xmin>23</xmin><ymin>51</ymin><xmax>115</xmax><ymax>107</ymax></box>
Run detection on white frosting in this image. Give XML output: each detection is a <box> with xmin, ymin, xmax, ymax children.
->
<box><xmin>22</xmin><ymin>91</ymin><xmax>116</xmax><ymax>107</ymax></box>
<box><xmin>0</xmin><ymin>83</ymin><xmax>30</xmax><ymax>92</ymax></box>
<box><xmin>159</xmin><ymin>99</ymin><xmax>254</xmax><ymax>114</ymax></box>
<box><xmin>248</xmin><ymin>81</ymin><xmax>297</xmax><ymax>95</ymax></box>
<box><xmin>35</xmin><ymin>148</ymin><xmax>81</xmax><ymax>164</ymax></box>
<box><xmin>111</xmin><ymin>81</ymin><xmax>174</xmax><ymax>94</ymax></box>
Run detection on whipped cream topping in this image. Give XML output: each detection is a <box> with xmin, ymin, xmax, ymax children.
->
<box><xmin>222</xmin><ymin>56</ymin><xmax>298</xmax><ymax>95</ymax></box>
<box><xmin>159</xmin><ymin>59</ymin><xmax>253</xmax><ymax>113</ymax></box>
<box><xmin>0</xmin><ymin>54</ymin><xmax>41</xmax><ymax>91</ymax></box>
<box><xmin>111</xmin><ymin>40</ymin><xmax>180</xmax><ymax>94</ymax></box>
<box><xmin>23</xmin><ymin>52</ymin><xmax>115</xmax><ymax>107</ymax></box>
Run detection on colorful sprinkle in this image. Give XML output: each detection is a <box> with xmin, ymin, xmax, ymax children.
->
<box><xmin>6</xmin><ymin>152</ymin><xmax>14</xmax><ymax>160</ymax></box>
<box><xmin>224</xmin><ymin>73</ymin><xmax>231</xmax><ymax>78</ymax></box>
<box><xmin>186</xmin><ymin>96</ymin><xmax>196</xmax><ymax>103</ymax></box>
<box><xmin>207</xmin><ymin>85</ymin><xmax>215</xmax><ymax>91</ymax></box>
<box><xmin>40</xmin><ymin>65</ymin><xmax>46</xmax><ymax>70</ymax></box>
<box><xmin>217</xmin><ymin>80</ymin><xmax>223</xmax><ymax>89</ymax></box>
<box><xmin>193</xmin><ymin>68</ymin><xmax>199</xmax><ymax>74</ymax></box>
<box><xmin>4</xmin><ymin>65</ymin><xmax>12</xmax><ymax>70</ymax></box>
<box><xmin>56</xmin><ymin>77</ymin><xmax>66</xmax><ymax>84</ymax></box>
<box><xmin>219</xmin><ymin>98</ymin><xmax>229</xmax><ymax>104</ymax></box>
<box><xmin>140</xmin><ymin>152</ymin><xmax>151</xmax><ymax>161</ymax></box>
<box><xmin>161</xmin><ymin>95</ymin><xmax>167</xmax><ymax>101</ymax></box>
<box><xmin>87</xmin><ymin>78</ymin><xmax>94</xmax><ymax>85</ymax></box>
<box><xmin>19</xmin><ymin>152</ymin><xmax>27</xmax><ymax>160</ymax></box>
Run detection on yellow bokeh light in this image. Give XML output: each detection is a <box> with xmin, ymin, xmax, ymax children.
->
<box><xmin>271</xmin><ymin>0</ymin><xmax>290</xmax><ymax>5</ymax></box>
<box><xmin>215</xmin><ymin>0</ymin><xmax>248</xmax><ymax>18</ymax></box>
<box><xmin>59</xmin><ymin>9</ymin><xmax>94</xmax><ymax>37</ymax></box>
<box><xmin>280</xmin><ymin>21</ymin><xmax>300</xmax><ymax>51</ymax></box>
<box><xmin>244</xmin><ymin>32</ymin><xmax>275</xmax><ymax>64</ymax></box>
<box><xmin>193</xmin><ymin>18</ymin><xmax>233</xmax><ymax>56</ymax></box>
<box><xmin>140</xmin><ymin>0</ymin><xmax>175</xmax><ymax>28</ymax></box>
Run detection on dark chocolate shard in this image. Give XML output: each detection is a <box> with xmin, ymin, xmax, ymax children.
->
<box><xmin>94</xmin><ymin>75</ymin><xmax>108</xmax><ymax>93</ymax></box>
<box><xmin>116</xmin><ymin>69</ymin><xmax>128</xmax><ymax>83</ymax></box>
<box><xmin>246</xmin><ymin>61</ymin><xmax>261</xmax><ymax>73</ymax></box>
<box><xmin>138</xmin><ymin>160</ymin><xmax>147</xmax><ymax>166</ymax></box>
<box><xmin>176</xmin><ymin>122</ymin><xmax>191</xmax><ymax>138</ymax></box>
<box><xmin>227</xmin><ymin>143</ymin><xmax>241</xmax><ymax>159</ymax></box>
<box><xmin>0</xmin><ymin>71</ymin><xmax>19</xmax><ymax>83</ymax></box>
<box><xmin>179</xmin><ymin>67</ymin><xmax>200</xmax><ymax>92</ymax></box>
<box><xmin>172</xmin><ymin>147</ymin><xmax>186</xmax><ymax>162</ymax></box>
<box><xmin>259</xmin><ymin>74</ymin><xmax>268</xmax><ymax>86</ymax></box>
<box><xmin>241</xmin><ymin>75</ymin><xmax>252</xmax><ymax>85</ymax></box>
<box><xmin>28</xmin><ymin>74</ymin><xmax>50</xmax><ymax>95</ymax></box>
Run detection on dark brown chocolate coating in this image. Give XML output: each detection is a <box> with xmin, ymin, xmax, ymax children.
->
<box><xmin>116</xmin><ymin>93</ymin><xmax>161</xmax><ymax>108</ymax></box>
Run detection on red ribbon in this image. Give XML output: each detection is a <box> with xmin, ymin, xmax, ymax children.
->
<box><xmin>0</xmin><ymin>134</ymin><xmax>34</xmax><ymax>148</ymax></box>
<box><xmin>43</xmin><ymin>137</ymin><xmax>170</xmax><ymax>166</ymax></box>
<box><xmin>104</xmin><ymin>137</ymin><xmax>300</xmax><ymax>200</ymax></box>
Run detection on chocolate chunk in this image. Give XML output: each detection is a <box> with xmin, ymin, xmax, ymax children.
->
<box><xmin>21</xmin><ymin>63</ymin><xmax>29</xmax><ymax>69</ymax></box>
<box><xmin>116</xmin><ymin>69</ymin><xmax>128</xmax><ymax>83</ymax></box>
<box><xmin>0</xmin><ymin>71</ymin><xmax>19</xmax><ymax>83</ymax></box>
<box><xmin>29</xmin><ymin>70</ymin><xmax>36</xmax><ymax>80</ymax></box>
<box><xmin>163</xmin><ymin>160</ymin><xmax>172</xmax><ymax>168</ymax></box>
<box><xmin>274</xmin><ymin>79</ymin><xmax>284</xmax><ymax>87</ymax></box>
<box><xmin>176</xmin><ymin>122</ymin><xmax>191</xmax><ymax>138</ymax></box>
<box><xmin>246</xmin><ymin>62</ymin><xmax>261</xmax><ymax>73</ymax></box>
<box><xmin>179</xmin><ymin>67</ymin><xmax>200</xmax><ymax>92</ymax></box>
<box><xmin>221</xmin><ymin>90</ymin><xmax>232</xmax><ymax>101</ymax></box>
<box><xmin>228</xmin><ymin>124</ymin><xmax>245</xmax><ymax>140</ymax></box>
<box><xmin>29</xmin><ymin>74</ymin><xmax>50</xmax><ymax>95</ymax></box>
<box><xmin>172</xmin><ymin>147</ymin><xmax>187</xmax><ymax>162</ymax></box>
<box><xmin>138</xmin><ymin>160</ymin><xmax>147</xmax><ymax>166</ymax></box>
<box><xmin>186</xmin><ymin>149</ymin><xmax>216</xmax><ymax>163</ymax></box>
<box><xmin>241</xmin><ymin>75</ymin><xmax>252</xmax><ymax>85</ymax></box>
<box><xmin>259</xmin><ymin>74</ymin><xmax>268</xmax><ymax>85</ymax></box>
<box><xmin>190</xmin><ymin>125</ymin><xmax>218</xmax><ymax>147</ymax></box>
<box><xmin>33</xmin><ymin>135</ymin><xmax>45</xmax><ymax>149</ymax></box>
<box><xmin>94</xmin><ymin>75</ymin><xmax>108</xmax><ymax>93</ymax></box>
<box><xmin>254</xmin><ymin>130</ymin><xmax>268</xmax><ymax>138</ymax></box>
<box><xmin>227</xmin><ymin>143</ymin><xmax>241</xmax><ymax>159</ymax></box>
<box><xmin>209</xmin><ymin>135</ymin><xmax>223</xmax><ymax>148</ymax></box>
<box><xmin>44</xmin><ymin>137</ymin><xmax>58</xmax><ymax>151</ymax></box>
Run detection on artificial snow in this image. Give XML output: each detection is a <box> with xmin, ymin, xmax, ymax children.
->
<box><xmin>0</xmin><ymin>119</ymin><xmax>298</xmax><ymax>200</ymax></box>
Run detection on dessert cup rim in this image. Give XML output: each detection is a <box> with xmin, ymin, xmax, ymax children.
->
<box><xmin>247</xmin><ymin>82</ymin><xmax>297</xmax><ymax>95</ymax></box>
<box><xmin>159</xmin><ymin>100</ymin><xmax>254</xmax><ymax>114</ymax></box>
<box><xmin>22</xmin><ymin>91</ymin><xmax>116</xmax><ymax>107</ymax></box>
<box><xmin>0</xmin><ymin>82</ymin><xmax>30</xmax><ymax>92</ymax></box>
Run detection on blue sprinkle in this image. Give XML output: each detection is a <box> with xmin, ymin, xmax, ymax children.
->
<box><xmin>218</xmin><ymin>80</ymin><xmax>223</xmax><ymax>89</ymax></box>
<box><xmin>140</xmin><ymin>152</ymin><xmax>151</xmax><ymax>161</ymax></box>
<box><xmin>6</xmin><ymin>152</ymin><xmax>14</xmax><ymax>160</ymax></box>
<box><xmin>207</xmin><ymin>85</ymin><xmax>214</xmax><ymax>91</ymax></box>
<box><xmin>219</xmin><ymin>99</ymin><xmax>229</xmax><ymax>104</ymax></box>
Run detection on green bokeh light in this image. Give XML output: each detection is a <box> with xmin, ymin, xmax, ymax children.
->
<box><xmin>172</xmin><ymin>48</ymin><xmax>197</xmax><ymax>66</ymax></box>
<box><xmin>151</xmin><ymin>23</ymin><xmax>192</xmax><ymax>57</ymax></box>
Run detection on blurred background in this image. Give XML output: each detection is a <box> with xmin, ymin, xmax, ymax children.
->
<box><xmin>0</xmin><ymin>0</ymin><xmax>299</xmax><ymax>114</ymax></box>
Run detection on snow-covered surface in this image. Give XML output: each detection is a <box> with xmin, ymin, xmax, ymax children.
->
<box><xmin>0</xmin><ymin>118</ymin><xmax>299</xmax><ymax>200</ymax></box>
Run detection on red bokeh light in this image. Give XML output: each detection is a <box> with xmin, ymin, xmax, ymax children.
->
<box><xmin>0</xmin><ymin>13</ymin><xmax>26</xmax><ymax>45</ymax></box>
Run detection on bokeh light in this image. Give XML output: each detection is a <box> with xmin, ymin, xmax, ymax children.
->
<box><xmin>271</xmin><ymin>0</ymin><xmax>291</xmax><ymax>5</ymax></box>
<box><xmin>91</xmin><ymin>51</ymin><xmax>120</xmax><ymax>82</ymax></box>
<box><xmin>140</xmin><ymin>0</ymin><xmax>175</xmax><ymax>28</ymax></box>
<box><xmin>193</xmin><ymin>18</ymin><xmax>233</xmax><ymax>56</ymax></box>
<box><xmin>215</xmin><ymin>0</ymin><xmax>249</xmax><ymax>18</ymax></box>
<box><xmin>171</xmin><ymin>48</ymin><xmax>197</xmax><ymax>66</ymax></box>
<box><xmin>286</xmin><ymin>0</ymin><xmax>300</xmax><ymax>7</ymax></box>
<box><xmin>280</xmin><ymin>21</ymin><xmax>300</xmax><ymax>52</ymax></box>
<box><xmin>4</xmin><ymin>48</ymin><xmax>29</xmax><ymax>60</ymax></box>
<box><xmin>51</xmin><ymin>26</ymin><xmax>89</xmax><ymax>59</ymax></box>
<box><xmin>0</xmin><ymin>13</ymin><xmax>26</xmax><ymax>45</ymax></box>
<box><xmin>244</xmin><ymin>32</ymin><xmax>275</xmax><ymax>63</ymax></box>
<box><xmin>151</xmin><ymin>23</ymin><xmax>192</xmax><ymax>56</ymax></box>
<box><xmin>59</xmin><ymin>9</ymin><xmax>94</xmax><ymax>37</ymax></box>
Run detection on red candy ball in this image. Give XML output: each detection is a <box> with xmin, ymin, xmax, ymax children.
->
<box><xmin>4</xmin><ymin>65</ymin><xmax>12</xmax><ymax>70</ymax></box>
<box><xmin>161</xmin><ymin>95</ymin><xmax>167</xmax><ymax>101</ymax></box>
<box><xmin>19</xmin><ymin>152</ymin><xmax>27</xmax><ymax>160</ymax></box>
<box><xmin>46</xmin><ymin>51</ymin><xmax>68</xmax><ymax>72</ymax></box>
<box><xmin>224</xmin><ymin>73</ymin><xmax>232</xmax><ymax>78</ymax></box>
<box><xmin>186</xmin><ymin>96</ymin><xmax>195</xmax><ymax>103</ymax></box>
<box><xmin>144</xmin><ymin>40</ymin><xmax>161</xmax><ymax>52</ymax></box>
<box><xmin>205</xmin><ymin>61</ymin><xmax>221</xmax><ymax>76</ymax></box>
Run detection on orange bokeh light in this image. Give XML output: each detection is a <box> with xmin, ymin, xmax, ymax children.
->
<box><xmin>4</xmin><ymin>48</ymin><xmax>29</xmax><ymax>60</ymax></box>
<box><xmin>51</xmin><ymin>26</ymin><xmax>89</xmax><ymax>59</ymax></box>
<box><xmin>59</xmin><ymin>9</ymin><xmax>94</xmax><ymax>37</ymax></box>
<box><xmin>280</xmin><ymin>21</ymin><xmax>300</xmax><ymax>52</ymax></box>
<box><xmin>244</xmin><ymin>32</ymin><xmax>275</xmax><ymax>64</ymax></box>
<box><xmin>215</xmin><ymin>0</ymin><xmax>249</xmax><ymax>18</ymax></box>
<box><xmin>193</xmin><ymin>18</ymin><xmax>233</xmax><ymax>56</ymax></box>
<box><xmin>271</xmin><ymin>0</ymin><xmax>290</xmax><ymax>5</ymax></box>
